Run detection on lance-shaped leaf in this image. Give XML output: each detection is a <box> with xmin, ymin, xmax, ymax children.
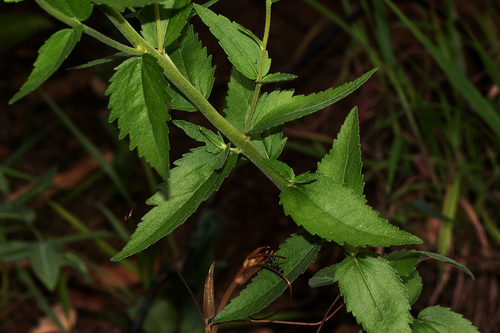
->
<box><xmin>213</xmin><ymin>232</ymin><xmax>322</xmax><ymax>323</ymax></box>
<box><xmin>318</xmin><ymin>107</ymin><xmax>364</xmax><ymax>196</ymax></box>
<box><xmin>139</xmin><ymin>0</ymin><xmax>192</xmax><ymax>48</ymax></box>
<box><xmin>194</xmin><ymin>4</ymin><xmax>271</xmax><ymax>80</ymax></box>
<box><xmin>223</xmin><ymin>67</ymin><xmax>254</xmax><ymax>132</ymax></box>
<box><xmin>106</xmin><ymin>53</ymin><xmax>171</xmax><ymax>180</ymax></box>
<box><xmin>165</xmin><ymin>24</ymin><xmax>215</xmax><ymax>111</ymax></box>
<box><xmin>334</xmin><ymin>252</ymin><xmax>413</xmax><ymax>333</ymax></box>
<box><xmin>249</xmin><ymin>68</ymin><xmax>378</xmax><ymax>133</ymax></box>
<box><xmin>9</xmin><ymin>26</ymin><xmax>84</xmax><ymax>104</ymax></box>
<box><xmin>411</xmin><ymin>306</ymin><xmax>479</xmax><ymax>332</ymax></box>
<box><xmin>92</xmin><ymin>0</ymin><xmax>165</xmax><ymax>12</ymax></box>
<box><xmin>112</xmin><ymin>148</ymin><xmax>237</xmax><ymax>261</ymax></box>
<box><xmin>280</xmin><ymin>174</ymin><xmax>422</xmax><ymax>246</ymax></box>
<box><xmin>28</xmin><ymin>240</ymin><xmax>61</xmax><ymax>291</ymax></box>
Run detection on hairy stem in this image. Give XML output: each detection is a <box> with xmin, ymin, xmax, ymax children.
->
<box><xmin>99</xmin><ymin>5</ymin><xmax>290</xmax><ymax>190</ymax></box>
<box><xmin>244</xmin><ymin>0</ymin><xmax>273</xmax><ymax>134</ymax></box>
<box><xmin>34</xmin><ymin>0</ymin><xmax>142</xmax><ymax>55</ymax></box>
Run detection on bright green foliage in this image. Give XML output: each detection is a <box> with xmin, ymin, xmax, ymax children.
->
<box><xmin>333</xmin><ymin>252</ymin><xmax>413</xmax><ymax>333</ymax></box>
<box><xmin>194</xmin><ymin>4</ymin><xmax>271</xmax><ymax>80</ymax></box>
<box><xmin>252</xmin><ymin>125</ymin><xmax>287</xmax><ymax>160</ymax></box>
<box><xmin>106</xmin><ymin>53</ymin><xmax>171</xmax><ymax>180</ymax></box>
<box><xmin>27</xmin><ymin>240</ymin><xmax>61</xmax><ymax>291</ymax></box>
<box><xmin>44</xmin><ymin>0</ymin><xmax>93</xmax><ymax>21</ymax></box>
<box><xmin>308</xmin><ymin>264</ymin><xmax>337</xmax><ymax>287</ymax></box>
<box><xmin>318</xmin><ymin>107</ymin><xmax>364</xmax><ymax>196</ymax></box>
<box><xmin>259</xmin><ymin>72</ymin><xmax>297</xmax><ymax>84</ymax></box>
<box><xmin>281</xmin><ymin>174</ymin><xmax>422</xmax><ymax>246</ymax></box>
<box><xmin>173</xmin><ymin>120</ymin><xmax>223</xmax><ymax>153</ymax></box>
<box><xmin>164</xmin><ymin>24</ymin><xmax>215</xmax><ymax>111</ymax></box>
<box><xmin>9</xmin><ymin>26</ymin><xmax>83</xmax><ymax>104</ymax></box>
<box><xmin>111</xmin><ymin>148</ymin><xmax>237</xmax><ymax>261</ymax></box>
<box><xmin>92</xmin><ymin>0</ymin><xmax>165</xmax><ymax>11</ymax></box>
<box><xmin>411</xmin><ymin>306</ymin><xmax>480</xmax><ymax>332</ymax></box>
<box><xmin>213</xmin><ymin>232</ymin><xmax>322</xmax><ymax>323</ymax></box>
<box><xmin>138</xmin><ymin>0</ymin><xmax>192</xmax><ymax>48</ymax></box>
<box><xmin>249</xmin><ymin>68</ymin><xmax>378</xmax><ymax>133</ymax></box>
<box><xmin>223</xmin><ymin>67</ymin><xmax>254</xmax><ymax>132</ymax></box>
<box><xmin>262</xmin><ymin>159</ymin><xmax>295</xmax><ymax>182</ymax></box>
<box><xmin>402</xmin><ymin>269</ymin><xmax>422</xmax><ymax>306</ymax></box>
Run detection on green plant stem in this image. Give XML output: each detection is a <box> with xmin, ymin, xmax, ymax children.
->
<box><xmin>244</xmin><ymin>0</ymin><xmax>272</xmax><ymax>134</ymax></box>
<box><xmin>154</xmin><ymin>4</ymin><xmax>163</xmax><ymax>53</ymax></box>
<box><xmin>34</xmin><ymin>0</ymin><xmax>142</xmax><ymax>55</ymax></box>
<box><xmin>98</xmin><ymin>5</ymin><xmax>290</xmax><ymax>190</ymax></box>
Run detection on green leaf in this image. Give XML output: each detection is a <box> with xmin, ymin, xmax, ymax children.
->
<box><xmin>384</xmin><ymin>249</ymin><xmax>420</xmax><ymax>276</ymax></box>
<box><xmin>384</xmin><ymin>249</ymin><xmax>474</xmax><ymax>279</ymax></box>
<box><xmin>402</xmin><ymin>269</ymin><xmax>422</xmax><ymax>306</ymax></box>
<box><xmin>194</xmin><ymin>4</ymin><xmax>271</xmax><ymax>80</ymax></box>
<box><xmin>213</xmin><ymin>232</ymin><xmax>322</xmax><ymax>323</ymax></box>
<box><xmin>223</xmin><ymin>67</ymin><xmax>255</xmax><ymax>132</ymax></box>
<box><xmin>411</xmin><ymin>306</ymin><xmax>479</xmax><ymax>333</ymax></box>
<box><xmin>318</xmin><ymin>107</ymin><xmax>364</xmax><ymax>196</ymax></box>
<box><xmin>112</xmin><ymin>148</ymin><xmax>237</xmax><ymax>261</ymax></box>
<box><xmin>106</xmin><ymin>53</ymin><xmax>171</xmax><ymax>180</ymax></box>
<box><xmin>0</xmin><ymin>241</ymin><xmax>29</xmax><ymax>262</ymax></box>
<box><xmin>259</xmin><ymin>72</ymin><xmax>297</xmax><ymax>84</ymax></box>
<box><xmin>280</xmin><ymin>174</ymin><xmax>422</xmax><ymax>246</ymax></box>
<box><xmin>67</xmin><ymin>52</ymin><xmax>130</xmax><ymax>70</ymax></box>
<box><xmin>249</xmin><ymin>125</ymin><xmax>287</xmax><ymax>161</ymax></box>
<box><xmin>308</xmin><ymin>263</ymin><xmax>337</xmax><ymax>287</ymax></box>
<box><xmin>92</xmin><ymin>0</ymin><xmax>165</xmax><ymax>11</ymax></box>
<box><xmin>165</xmin><ymin>24</ymin><xmax>215</xmax><ymax>111</ymax></box>
<box><xmin>249</xmin><ymin>68</ymin><xmax>378</xmax><ymax>133</ymax></box>
<box><xmin>138</xmin><ymin>0</ymin><xmax>192</xmax><ymax>48</ymax></box>
<box><xmin>9</xmin><ymin>26</ymin><xmax>84</xmax><ymax>104</ymax></box>
<box><xmin>262</xmin><ymin>159</ymin><xmax>294</xmax><ymax>182</ymax></box>
<box><xmin>0</xmin><ymin>202</ymin><xmax>36</xmax><ymax>224</ymax></box>
<box><xmin>27</xmin><ymin>240</ymin><xmax>61</xmax><ymax>291</ymax></box>
<box><xmin>172</xmin><ymin>120</ymin><xmax>221</xmax><ymax>153</ymax></box>
<box><xmin>44</xmin><ymin>0</ymin><xmax>93</xmax><ymax>21</ymax></box>
<box><xmin>334</xmin><ymin>252</ymin><xmax>412</xmax><ymax>333</ymax></box>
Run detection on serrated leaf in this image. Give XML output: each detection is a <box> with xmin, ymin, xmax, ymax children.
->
<box><xmin>412</xmin><ymin>306</ymin><xmax>479</xmax><ymax>333</ymax></box>
<box><xmin>213</xmin><ymin>232</ymin><xmax>322</xmax><ymax>323</ymax></box>
<box><xmin>67</xmin><ymin>52</ymin><xmax>129</xmax><ymax>70</ymax></box>
<box><xmin>334</xmin><ymin>252</ymin><xmax>412</xmax><ymax>333</ymax></box>
<box><xmin>292</xmin><ymin>171</ymin><xmax>317</xmax><ymax>185</ymax></box>
<box><xmin>223</xmin><ymin>67</ymin><xmax>255</xmax><ymax>132</ymax></box>
<box><xmin>259</xmin><ymin>72</ymin><xmax>297</xmax><ymax>84</ymax></box>
<box><xmin>384</xmin><ymin>249</ymin><xmax>420</xmax><ymax>276</ymax></box>
<box><xmin>9</xmin><ymin>26</ymin><xmax>84</xmax><ymax>104</ymax></box>
<box><xmin>92</xmin><ymin>0</ymin><xmax>165</xmax><ymax>11</ymax></box>
<box><xmin>402</xmin><ymin>269</ymin><xmax>422</xmax><ymax>306</ymax></box>
<box><xmin>164</xmin><ymin>24</ymin><xmax>215</xmax><ymax>111</ymax></box>
<box><xmin>194</xmin><ymin>4</ymin><xmax>271</xmax><ymax>80</ymax></box>
<box><xmin>280</xmin><ymin>174</ymin><xmax>422</xmax><ymax>247</ymax></box>
<box><xmin>138</xmin><ymin>0</ymin><xmax>192</xmax><ymax>48</ymax></box>
<box><xmin>112</xmin><ymin>148</ymin><xmax>237</xmax><ymax>261</ymax></box>
<box><xmin>318</xmin><ymin>107</ymin><xmax>364</xmax><ymax>196</ymax></box>
<box><xmin>106</xmin><ymin>54</ymin><xmax>171</xmax><ymax>180</ymax></box>
<box><xmin>308</xmin><ymin>263</ymin><xmax>338</xmax><ymax>288</ymax></box>
<box><xmin>44</xmin><ymin>0</ymin><xmax>93</xmax><ymax>21</ymax></box>
<box><xmin>28</xmin><ymin>240</ymin><xmax>61</xmax><ymax>291</ymax></box>
<box><xmin>384</xmin><ymin>249</ymin><xmax>474</xmax><ymax>279</ymax></box>
<box><xmin>249</xmin><ymin>68</ymin><xmax>378</xmax><ymax>133</ymax></box>
<box><xmin>262</xmin><ymin>159</ymin><xmax>294</xmax><ymax>181</ymax></box>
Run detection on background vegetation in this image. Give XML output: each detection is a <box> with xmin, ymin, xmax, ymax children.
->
<box><xmin>1</xmin><ymin>0</ymin><xmax>499</xmax><ymax>332</ymax></box>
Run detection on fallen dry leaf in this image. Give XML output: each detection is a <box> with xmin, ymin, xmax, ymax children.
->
<box><xmin>31</xmin><ymin>304</ymin><xmax>77</xmax><ymax>333</ymax></box>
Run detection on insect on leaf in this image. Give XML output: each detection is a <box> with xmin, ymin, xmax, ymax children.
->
<box><xmin>280</xmin><ymin>174</ymin><xmax>422</xmax><ymax>247</ymax></box>
<box><xmin>111</xmin><ymin>148</ymin><xmax>237</xmax><ymax>261</ymax></box>
<box><xmin>9</xmin><ymin>26</ymin><xmax>84</xmax><ymax>104</ymax></box>
<box><xmin>334</xmin><ymin>252</ymin><xmax>413</xmax><ymax>333</ymax></box>
<box><xmin>106</xmin><ymin>54</ymin><xmax>171</xmax><ymax>180</ymax></box>
<box><xmin>318</xmin><ymin>107</ymin><xmax>364</xmax><ymax>196</ymax></box>
<box><xmin>213</xmin><ymin>232</ymin><xmax>322</xmax><ymax>323</ymax></box>
<box><xmin>194</xmin><ymin>4</ymin><xmax>271</xmax><ymax>80</ymax></box>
